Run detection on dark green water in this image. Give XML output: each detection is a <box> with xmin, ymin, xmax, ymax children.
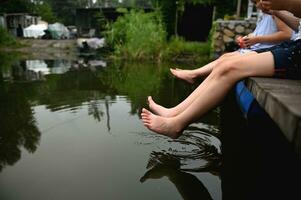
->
<box><xmin>0</xmin><ymin>57</ymin><xmax>221</xmax><ymax>200</ymax></box>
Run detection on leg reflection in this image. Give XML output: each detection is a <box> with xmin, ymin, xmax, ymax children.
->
<box><xmin>140</xmin><ymin>153</ymin><xmax>213</xmax><ymax>200</ymax></box>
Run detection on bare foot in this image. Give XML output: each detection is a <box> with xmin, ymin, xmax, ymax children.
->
<box><xmin>170</xmin><ymin>68</ymin><xmax>196</xmax><ymax>84</ymax></box>
<box><xmin>141</xmin><ymin>108</ymin><xmax>183</xmax><ymax>139</ymax></box>
<box><xmin>147</xmin><ymin>96</ymin><xmax>176</xmax><ymax>117</ymax></box>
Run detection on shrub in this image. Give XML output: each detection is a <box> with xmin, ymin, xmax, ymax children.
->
<box><xmin>105</xmin><ymin>9</ymin><xmax>211</xmax><ymax>63</ymax></box>
<box><xmin>0</xmin><ymin>27</ymin><xmax>17</xmax><ymax>47</ymax></box>
<box><xmin>105</xmin><ymin>9</ymin><xmax>167</xmax><ymax>61</ymax></box>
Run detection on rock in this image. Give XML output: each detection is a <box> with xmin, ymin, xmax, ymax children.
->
<box><xmin>235</xmin><ymin>25</ymin><xmax>245</xmax><ymax>33</ymax></box>
<box><xmin>223</xmin><ymin>29</ymin><xmax>235</xmax><ymax>37</ymax></box>
<box><xmin>223</xmin><ymin>35</ymin><xmax>233</xmax><ymax>43</ymax></box>
<box><xmin>228</xmin><ymin>22</ymin><xmax>235</xmax><ymax>30</ymax></box>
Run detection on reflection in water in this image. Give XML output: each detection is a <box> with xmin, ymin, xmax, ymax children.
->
<box><xmin>170</xmin><ymin>129</ymin><xmax>221</xmax><ymax>173</ymax></box>
<box><xmin>0</xmin><ymin>83</ymin><xmax>41</xmax><ymax>172</ymax></box>
<box><xmin>88</xmin><ymin>100</ymin><xmax>104</xmax><ymax>121</ymax></box>
<box><xmin>6</xmin><ymin>59</ymin><xmax>107</xmax><ymax>82</ymax></box>
<box><xmin>12</xmin><ymin>60</ymin><xmax>45</xmax><ymax>81</ymax></box>
<box><xmin>10</xmin><ymin>60</ymin><xmax>75</xmax><ymax>82</ymax></box>
<box><xmin>141</xmin><ymin>157</ymin><xmax>213</xmax><ymax>200</ymax></box>
<box><xmin>141</xmin><ymin>127</ymin><xmax>221</xmax><ymax>200</ymax></box>
<box><xmin>0</xmin><ymin>57</ymin><xmax>221</xmax><ymax>199</ymax></box>
<box><xmin>0</xmin><ymin>58</ymin><xmax>112</xmax><ymax>171</ymax></box>
<box><xmin>87</xmin><ymin>97</ymin><xmax>111</xmax><ymax>132</ymax></box>
<box><xmin>26</xmin><ymin>60</ymin><xmax>49</xmax><ymax>75</ymax></box>
<box><xmin>105</xmin><ymin>96</ymin><xmax>111</xmax><ymax>131</ymax></box>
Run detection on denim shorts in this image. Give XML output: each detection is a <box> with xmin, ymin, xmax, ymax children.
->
<box><xmin>269</xmin><ymin>40</ymin><xmax>301</xmax><ymax>79</ymax></box>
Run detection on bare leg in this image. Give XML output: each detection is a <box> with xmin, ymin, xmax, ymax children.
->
<box><xmin>149</xmin><ymin>51</ymin><xmax>258</xmax><ymax>117</ymax></box>
<box><xmin>170</xmin><ymin>51</ymin><xmax>245</xmax><ymax>83</ymax></box>
<box><xmin>142</xmin><ymin>52</ymin><xmax>275</xmax><ymax>138</ymax></box>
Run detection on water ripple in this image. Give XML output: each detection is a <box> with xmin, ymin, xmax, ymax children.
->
<box><xmin>145</xmin><ymin>127</ymin><xmax>222</xmax><ymax>173</ymax></box>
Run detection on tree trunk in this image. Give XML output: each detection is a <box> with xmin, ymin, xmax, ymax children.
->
<box><xmin>236</xmin><ymin>0</ymin><xmax>242</xmax><ymax>19</ymax></box>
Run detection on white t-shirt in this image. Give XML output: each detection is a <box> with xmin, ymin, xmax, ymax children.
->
<box><xmin>250</xmin><ymin>13</ymin><xmax>279</xmax><ymax>50</ymax></box>
<box><xmin>294</xmin><ymin>19</ymin><xmax>301</xmax><ymax>40</ymax></box>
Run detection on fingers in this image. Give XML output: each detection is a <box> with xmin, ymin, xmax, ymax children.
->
<box><xmin>243</xmin><ymin>41</ymin><xmax>250</xmax><ymax>47</ymax></box>
<box><xmin>242</xmin><ymin>37</ymin><xmax>252</xmax><ymax>48</ymax></box>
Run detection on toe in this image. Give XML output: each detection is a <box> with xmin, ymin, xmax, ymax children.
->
<box><xmin>142</xmin><ymin>108</ymin><xmax>152</xmax><ymax>115</ymax></box>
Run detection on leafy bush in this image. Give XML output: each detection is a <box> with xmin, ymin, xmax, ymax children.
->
<box><xmin>105</xmin><ymin>9</ymin><xmax>211</xmax><ymax>62</ymax></box>
<box><xmin>33</xmin><ymin>2</ymin><xmax>58</xmax><ymax>23</ymax></box>
<box><xmin>0</xmin><ymin>27</ymin><xmax>17</xmax><ymax>47</ymax></box>
<box><xmin>105</xmin><ymin>9</ymin><xmax>167</xmax><ymax>61</ymax></box>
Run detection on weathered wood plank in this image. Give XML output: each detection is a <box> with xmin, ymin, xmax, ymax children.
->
<box><xmin>246</xmin><ymin>77</ymin><xmax>301</xmax><ymax>156</ymax></box>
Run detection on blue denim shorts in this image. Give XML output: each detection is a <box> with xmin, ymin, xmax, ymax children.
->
<box><xmin>270</xmin><ymin>40</ymin><xmax>301</xmax><ymax>79</ymax></box>
<box><xmin>239</xmin><ymin>40</ymin><xmax>301</xmax><ymax>79</ymax></box>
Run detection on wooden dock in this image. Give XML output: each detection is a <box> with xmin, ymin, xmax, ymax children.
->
<box><xmin>246</xmin><ymin>77</ymin><xmax>301</xmax><ymax>157</ymax></box>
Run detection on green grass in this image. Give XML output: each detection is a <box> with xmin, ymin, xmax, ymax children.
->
<box><xmin>0</xmin><ymin>27</ymin><xmax>17</xmax><ymax>47</ymax></box>
<box><xmin>163</xmin><ymin>36</ymin><xmax>211</xmax><ymax>62</ymax></box>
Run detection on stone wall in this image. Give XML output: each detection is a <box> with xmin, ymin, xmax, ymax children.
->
<box><xmin>212</xmin><ymin>19</ymin><xmax>257</xmax><ymax>58</ymax></box>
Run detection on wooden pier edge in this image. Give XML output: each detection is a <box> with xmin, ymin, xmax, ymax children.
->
<box><xmin>245</xmin><ymin>77</ymin><xmax>301</xmax><ymax>157</ymax></box>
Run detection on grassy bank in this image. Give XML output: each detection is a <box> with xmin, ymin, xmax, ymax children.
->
<box><xmin>163</xmin><ymin>37</ymin><xmax>211</xmax><ymax>63</ymax></box>
<box><xmin>0</xmin><ymin>27</ymin><xmax>18</xmax><ymax>48</ymax></box>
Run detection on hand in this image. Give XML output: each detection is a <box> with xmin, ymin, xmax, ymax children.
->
<box><xmin>235</xmin><ymin>36</ymin><xmax>241</xmax><ymax>44</ymax></box>
<box><xmin>236</xmin><ymin>36</ymin><xmax>246</xmax><ymax>48</ymax></box>
<box><xmin>236</xmin><ymin>36</ymin><xmax>244</xmax><ymax>48</ymax></box>
<box><xmin>262</xmin><ymin>8</ymin><xmax>275</xmax><ymax>15</ymax></box>
<box><xmin>261</xmin><ymin>0</ymin><xmax>288</xmax><ymax>11</ymax></box>
<box><xmin>259</xmin><ymin>0</ymin><xmax>276</xmax><ymax>15</ymax></box>
<box><xmin>242</xmin><ymin>36</ymin><xmax>258</xmax><ymax>48</ymax></box>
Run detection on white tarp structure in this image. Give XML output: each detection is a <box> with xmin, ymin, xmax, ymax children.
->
<box><xmin>48</xmin><ymin>22</ymin><xmax>70</xmax><ymax>39</ymax></box>
<box><xmin>86</xmin><ymin>38</ymin><xmax>105</xmax><ymax>49</ymax></box>
<box><xmin>23</xmin><ymin>24</ymin><xmax>47</xmax><ymax>38</ymax></box>
<box><xmin>77</xmin><ymin>38</ymin><xmax>105</xmax><ymax>49</ymax></box>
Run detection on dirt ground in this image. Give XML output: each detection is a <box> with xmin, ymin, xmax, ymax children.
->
<box><xmin>1</xmin><ymin>39</ymin><xmax>78</xmax><ymax>60</ymax></box>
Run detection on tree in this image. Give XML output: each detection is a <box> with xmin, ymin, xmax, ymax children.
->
<box><xmin>43</xmin><ymin>0</ymin><xmax>84</xmax><ymax>24</ymax></box>
<box><xmin>33</xmin><ymin>1</ymin><xmax>57</xmax><ymax>23</ymax></box>
<box><xmin>152</xmin><ymin>0</ymin><xmax>214</xmax><ymax>38</ymax></box>
<box><xmin>0</xmin><ymin>0</ymin><xmax>33</xmax><ymax>13</ymax></box>
<box><xmin>236</xmin><ymin>0</ymin><xmax>242</xmax><ymax>18</ymax></box>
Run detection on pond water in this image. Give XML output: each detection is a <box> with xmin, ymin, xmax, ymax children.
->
<box><xmin>0</xmin><ymin>57</ymin><xmax>222</xmax><ymax>200</ymax></box>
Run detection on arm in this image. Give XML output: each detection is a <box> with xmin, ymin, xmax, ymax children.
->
<box><xmin>244</xmin><ymin>17</ymin><xmax>292</xmax><ymax>46</ymax></box>
<box><xmin>243</xmin><ymin>15</ymin><xmax>292</xmax><ymax>47</ymax></box>
<box><xmin>262</xmin><ymin>0</ymin><xmax>301</xmax><ymax>17</ymax></box>
<box><xmin>272</xmin><ymin>10</ymin><xmax>300</xmax><ymax>32</ymax></box>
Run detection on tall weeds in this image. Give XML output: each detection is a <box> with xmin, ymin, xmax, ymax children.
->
<box><xmin>105</xmin><ymin>9</ymin><xmax>166</xmax><ymax>61</ymax></box>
